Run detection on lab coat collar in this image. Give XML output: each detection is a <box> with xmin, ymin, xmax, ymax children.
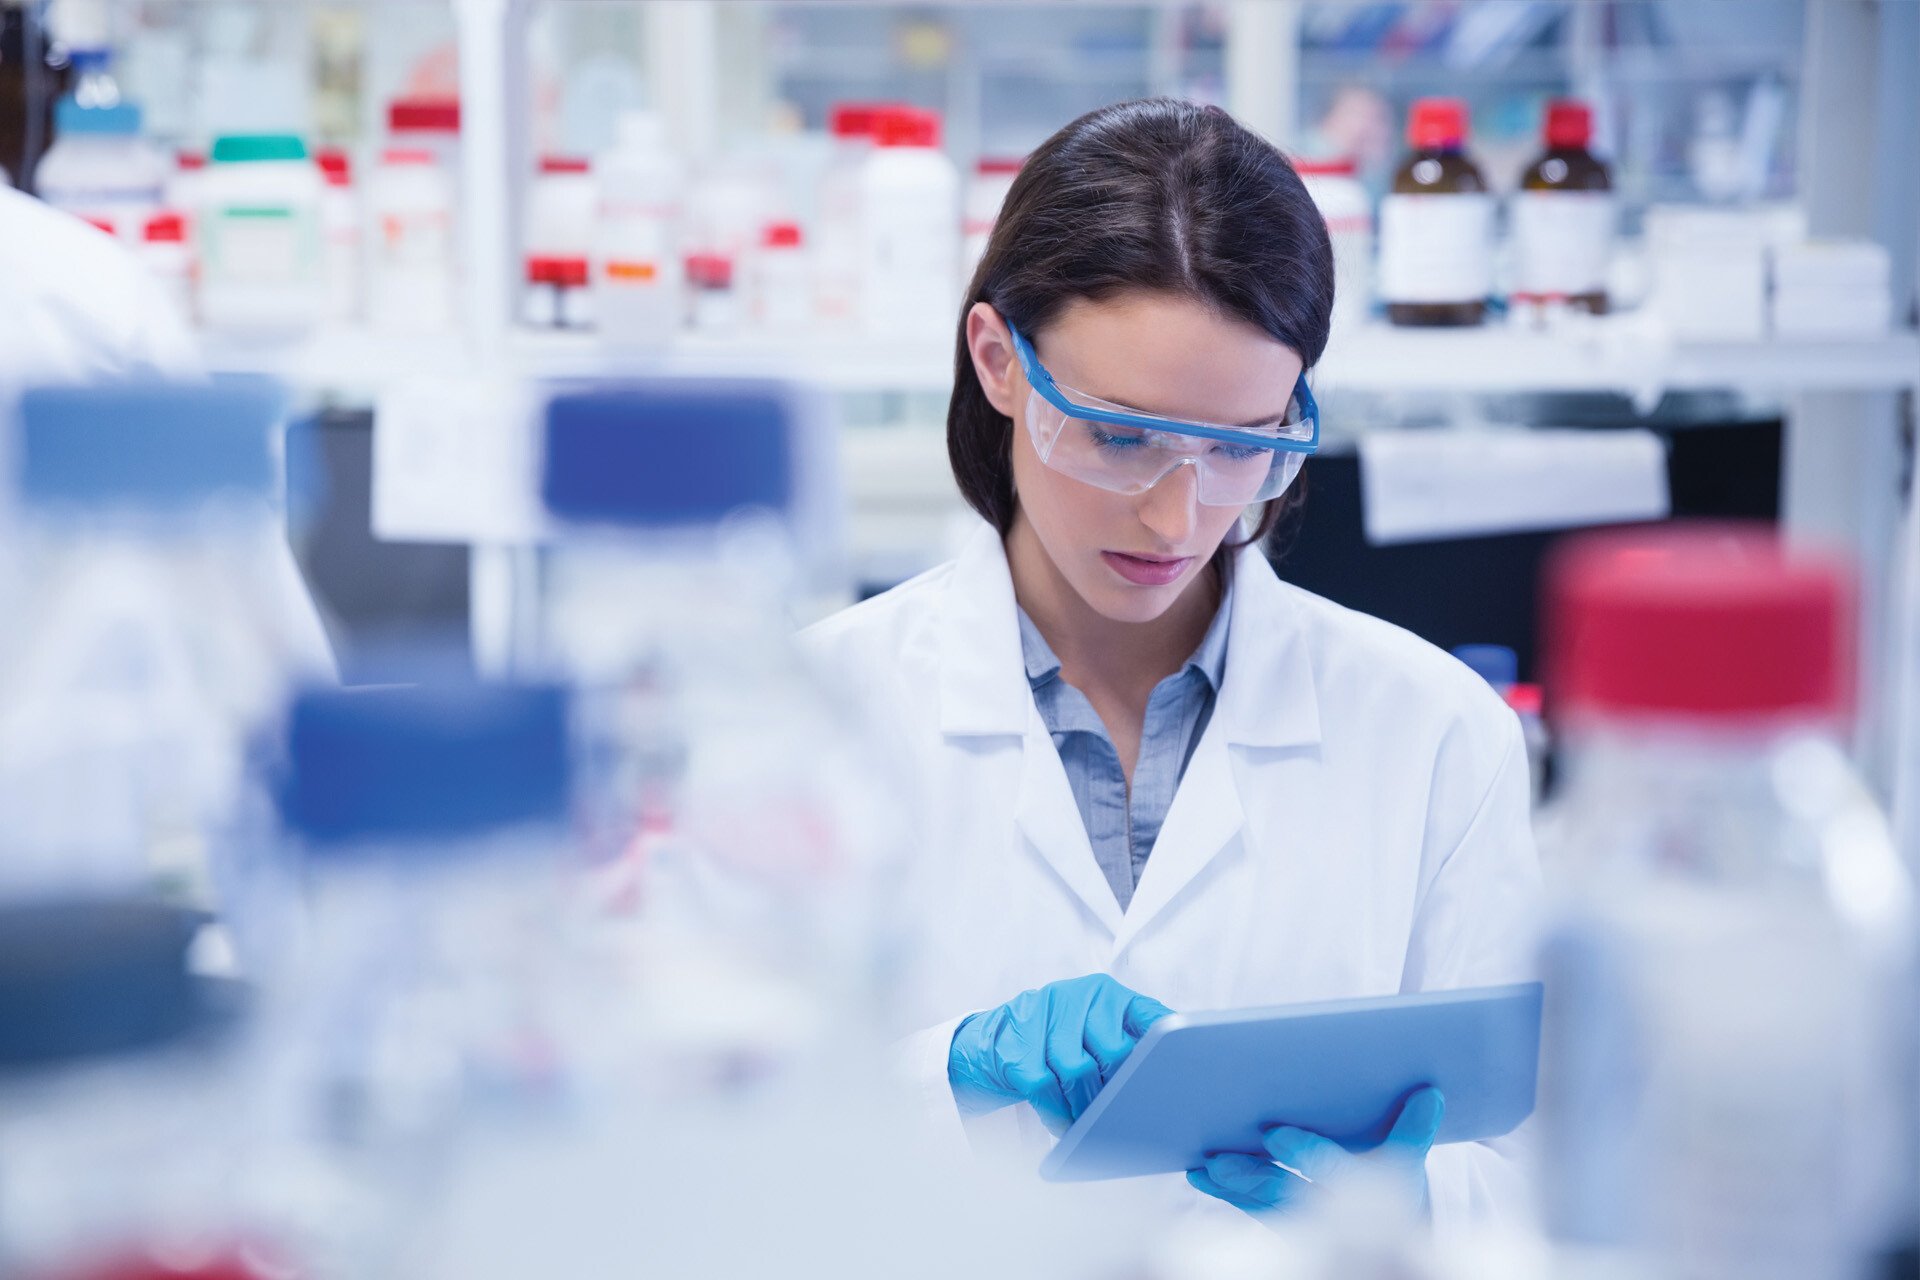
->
<box><xmin>936</xmin><ymin>525</ymin><xmax>1323</xmax><ymax>750</ymax></box>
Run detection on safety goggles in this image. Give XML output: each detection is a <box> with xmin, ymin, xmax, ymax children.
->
<box><xmin>1009</xmin><ymin>322</ymin><xmax>1318</xmax><ymax>507</ymax></box>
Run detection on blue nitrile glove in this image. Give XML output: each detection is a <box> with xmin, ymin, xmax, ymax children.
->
<box><xmin>1187</xmin><ymin>1086</ymin><xmax>1445</xmax><ymax>1224</ymax></box>
<box><xmin>949</xmin><ymin>974</ymin><xmax>1174</xmax><ymax>1135</ymax></box>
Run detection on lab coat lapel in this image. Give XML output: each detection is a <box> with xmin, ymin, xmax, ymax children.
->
<box><xmin>1116</xmin><ymin>546</ymin><xmax>1323</xmax><ymax>952</ymax></box>
<box><xmin>937</xmin><ymin>525</ymin><xmax>1125</xmax><ymax>936</ymax></box>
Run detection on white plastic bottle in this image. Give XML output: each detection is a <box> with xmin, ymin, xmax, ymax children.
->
<box><xmin>752</xmin><ymin>220</ymin><xmax>812</xmax><ymax>331</ymax></box>
<box><xmin>593</xmin><ymin>111</ymin><xmax>684</xmax><ymax>347</ymax></box>
<box><xmin>526</xmin><ymin>155</ymin><xmax>596</xmax><ymax>331</ymax></box>
<box><xmin>314</xmin><ymin>146</ymin><xmax>361</xmax><ymax>325</ymax></box>
<box><xmin>366</xmin><ymin>148</ymin><xmax>456</xmax><ymax>333</ymax></box>
<box><xmin>35</xmin><ymin>98</ymin><xmax>166</xmax><ymax>244</ymax></box>
<box><xmin>196</xmin><ymin>134</ymin><xmax>324</xmax><ymax>335</ymax></box>
<box><xmin>1295</xmin><ymin>155</ymin><xmax>1374</xmax><ymax>335</ymax></box>
<box><xmin>138</xmin><ymin>210</ymin><xmax>194</xmax><ymax>322</ymax></box>
<box><xmin>858</xmin><ymin>106</ymin><xmax>959</xmax><ymax>341</ymax></box>
<box><xmin>815</xmin><ymin>101</ymin><xmax>884</xmax><ymax>329</ymax></box>
<box><xmin>1536</xmin><ymin>527</ymin><xmax>1915</xmax><ymax>1280</ymax></box>
<box><xmin>962</xmin><ymin>156</ymin><xmax>1021</xmax><ymax>289</ymax></box>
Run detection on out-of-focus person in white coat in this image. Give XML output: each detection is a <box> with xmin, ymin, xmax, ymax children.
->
<box><xmin>803</xmin><ymin>99</ymin><xmax>1542</xmax><ymax>1242</ymax></box>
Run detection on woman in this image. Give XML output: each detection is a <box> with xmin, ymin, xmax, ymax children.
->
<box><xmin>805</xmin><ymin>99</ymin><xmax>1539</xmax><ymax>1233</ymax></box>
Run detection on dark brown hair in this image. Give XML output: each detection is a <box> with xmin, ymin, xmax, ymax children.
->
<box><xmin>949</xmin><ymin>98</ymin><xmax>1334</xmax><ymax>550</ymax></box>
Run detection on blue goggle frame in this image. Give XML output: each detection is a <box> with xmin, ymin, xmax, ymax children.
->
<box><xmin>1007</xmin><ymin>322</ymin><xmax>1320</xmax><ymax>455</ymax></box>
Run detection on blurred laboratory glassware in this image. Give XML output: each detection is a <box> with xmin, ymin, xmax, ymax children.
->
<box><xmin>36</xmin><ymin>97</ymin><xmax>166</xmax><ymax>245</ymax></box>
<box><xmin>594</xmin><ymin>111</ymin><xmax>684</xmax><ymax>347</ymax></box>
<box><xmin>366</xmin><ymin>149</ymin><xmax>456</xmax><ymax>334</ymax></box>
<box><xmin>0</xmin><ymin>380</ymin><xmax>333</xmax><ymax>917</ymax></box>
<box><xmin>196</xmin><ymin>135</ymin><xmax>324</xmax><ymax>336</ymax></box>
<box><xmin>859</xmin><ymin>106</ymin><xmax>959</xmax><ymax>340</ymax></box>
<box><xmin>1537</xmin><ymin>526</ymin><xmax>1916</xmax><ymax>1280</ymax></box>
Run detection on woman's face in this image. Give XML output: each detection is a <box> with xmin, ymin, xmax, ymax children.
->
<box><xmin>972</xmin><ymin>291</ymin><xmax>1305</xmax><ymax>625</ymax></box>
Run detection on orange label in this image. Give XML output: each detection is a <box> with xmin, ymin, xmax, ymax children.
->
<box><xmin>606</xmin><ymin>260</ymin><xmax>659</xmax><ymax>283</ymax></box>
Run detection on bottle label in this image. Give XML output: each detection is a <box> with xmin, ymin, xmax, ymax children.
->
<box><xmin>1378</xmin><ymin>193</ymin><xmax>1493</xmax><ymax>304</ymax></box>
<box><xmin>1511</xmin><ymin>191</ymin><xmax>1613</xmax><ymax>299</ymax></box>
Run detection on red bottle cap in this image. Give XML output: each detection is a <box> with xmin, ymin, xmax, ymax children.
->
<box><xmin>389</xmin><ymin>97</ymin><xmax>460</xmax><ymax>134</ymax></box>
<box><xmin>685</xmin><ymin>252</ymin><xmax>735</xmax><ymax>288</ymax></box>
<box><xmin>1291</xmin><ymin>155</ymin><xmax>1358</xmax><ymax>177</ymax></box>
<box><xmin>1505</xmin><ymin>683</ymin><xmax>1544</xmax><ymax>718</ymax></box>
<box><xmin>828</xmin><ymin>102</ymin><xmax>888</xmax><ymax>139</ymax></box>
<box><xmin>143</xmin><ymin>211</ymin><xmax>187</xmax><ymax>243</ymax></box>
<box><xmin>874</xmin><ymin>106</ymin><xmax>941</xmax><ymax>149</ymax></box>
<box><xmin>526</xmin><ymin>255</ymin><xmax>589</xmax><ymax>287</ymax></box>
<box><xmin>315</xmin><ymin>146</ymin><xmax>351</xmax><ymax>185</ymax></box>
<box><xmin>762</xmin><ymin>221</ymin><xmax>803</xmax><ymax>249</ymax></box>
<box><xmin>176</xmin><ymin>149</ymin><xmax>207</xmax><ymax>171</ymax></box>
<box><xmin>538</xmin><ymin>155</ymin><xmax>591</xmax><ymax>175</ymax></box>
<box><xmin>1546</xmin><ymin>524</ymin><xmax>1857</xmax><ymax>725</ymax></box>
<box><xmin>1545</xmin><ymin>99</ymin><xmax>1592</xmax><ymax>150</ymax></box>
<box><xmin>1407</xmin><ymin>98</ymin><xmax>1468</xmax><ymax>150</ymax></box>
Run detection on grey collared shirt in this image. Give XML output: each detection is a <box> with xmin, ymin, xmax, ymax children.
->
<box><xmin>1018</xmin><ymin>579</ymin><xmax>1232</xmax><ymax>911</ymax></box>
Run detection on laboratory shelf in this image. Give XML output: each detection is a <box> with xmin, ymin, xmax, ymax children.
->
<box><xmin>203</xmin><ymin>322</ymin><xmax>1920</xmax><ymax>403</ymax></box>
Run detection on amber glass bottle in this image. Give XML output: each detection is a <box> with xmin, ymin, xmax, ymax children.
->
<box><xmin>1379</xmin><ymin>98</ymin><xmax>1492</xmax><ymax>327</ymax></box>
<box><xmin>1512</xmin><ymin>100</ymin><xmax>1614</xmax><ymax>315</ymax></box>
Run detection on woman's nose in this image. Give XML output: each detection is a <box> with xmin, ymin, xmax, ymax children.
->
<box><xmin>1138</xmin><ymin>460</ymin><xmax>1199</xmax><ymax>545</ymax></box>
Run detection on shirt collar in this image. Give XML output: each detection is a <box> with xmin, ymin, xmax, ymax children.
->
<box><xmin>1017</xmin><ymin>568</ymin><xmax>1234</xmax><ymax>693</ymax></box>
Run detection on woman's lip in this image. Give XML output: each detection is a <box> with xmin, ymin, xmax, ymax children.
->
<box><xmin>1102</xmin><ymin>551</ymin><xmax>1193</xmax><ymax>586</ymax></box>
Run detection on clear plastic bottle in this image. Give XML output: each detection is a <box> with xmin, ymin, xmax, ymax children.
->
<box><xmin>962</xmin><ymin>156</ymin><xmax>1022</xmax><ymax>290</ymax></box>
<box><xmin>366</xmin><ymin>148</ymin><xmax>456</xmax><ymax>333</ymax></box>
<box><xmin>250</xmin><ymin>682</ymin><xmax>593</xmax><ymax>1278</ymax></box>
<box><xmin>314</xmin><ymin>147</ymin><xmax>361</xmax><ymax>325</ymax></box>
<box><xmin>750</xmin><ymin>220</ymin><xmax>812</xmax><ymax>331</ymax></box>
<box><xmin>137</xmin><ymin>210</ymin><xmax>194</xmax><ymax>323</ymax></box>
<box><xmin>593</xmin><ymin>111</ymin><xmax>684</xmax><ymax>347</ymax></box>
<box><xmin>1536</xmin><ymin>526</ymin><xmax>1916</xmax><ymax>1280</ymax></box>
<box><xmin>196</xmin><ymin>135</ymin><xmax>324</xmax><ymax>335</ymax></box>
<box><xmin>0</xmin><ymin>380</ymin><xmax>333</xmax><ymax>915</ymax></box>
<box><xmin>530</xmin><ymin>381</ymin><xmax>900</xmax><ymax>1047</ymax></box>
<box><xmin>1379</xmin><ymin>98</ymin><xmax>1492</xmax><ymax>327</ymax></box>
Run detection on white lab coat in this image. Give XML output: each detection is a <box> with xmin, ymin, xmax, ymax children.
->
<box><xmin>802</xmin><ymin>524</ymin><xmax>1543</xmax><ymax>1239</ymax></box>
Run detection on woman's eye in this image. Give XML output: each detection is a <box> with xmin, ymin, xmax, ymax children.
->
<box><xmin>1210</xmin><ymin>443</ymin><xmax>1266</xmax><ymax>463</ymax></box>
<box><xmin>1086</xmin><ymin>424</ymin><xmax>1147</xmax><ymax>451</ymax></box>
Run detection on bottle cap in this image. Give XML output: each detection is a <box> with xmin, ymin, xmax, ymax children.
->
<box><xmin>762</xmin><ymin>221</ymin><xmax>803</xmax><ymax>249</ymax></box>
<box><xmin>142</xmin><ymin>211</ymin><xmax>186</xmax><ymax>243</ymax></box>
<box><xmin>828</xmin><ymin>102</ymin><xmax>888</xmax><ymax>139</ymax></box>
<box><xmin>1407</xmin><ymin>98</ymin><xmax>1468</xmax><ymax>150</ymax></box>
<box><xmin>210</xmin><ymin>134</ymin><xmax>308</xmax><ymax>164</ymax></box>
<box><xmin>1545</xmin><ymin>99</ymin><xmax>1592</xmax><ymax>150</ymax></box>
<box><xmin>543</xmin><ymin>382</ymin><xmax>795</xmax><ymax>527</ymax></box>
<box><xmin>874</xmin><ymin>106</ymin><xmax>941</xmax><ymax>149</ymax></box>
<box><xmin>280</xmin><ymin>685</ymin><xmax>570</xmax><ymax>849</ymax></box>
<box><xmin>685</xmin><ymin>252</ymin><xmax>735</xmax><ymax>287</ymax></box>
<box><xmin>53</xmin><ymin>97</ymin><xmax>142</xmax><ymax>136</ymax></box>
<box><xmin>1547</xmin><ymin>524</ymin><xmax>1856</xmax><ymax>724</ymax></box>
<box><xmin>388</xmin><ymin>97</ymin><xmax>460</xmax><ymax>134</ymax></box>
<box><xmin>315</xmin><ymin>146</ymin><xmax>352</xmax><ymax>185</ymax></box>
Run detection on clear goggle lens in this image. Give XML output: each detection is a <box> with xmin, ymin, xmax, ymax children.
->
<box><xmin>1024</xmin><ymin>387</ymin><xmax>1308</xmax><ymax>506</ymax></box>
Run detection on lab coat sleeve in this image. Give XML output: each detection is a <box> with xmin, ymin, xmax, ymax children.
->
<box><xmin>888</xmin><ymin>1016</ymin><xmax>973</xmax><ymax>1156</ymax></box>
<box><xmin>1400</xmin><ymin>709</ymin><xmax>1545</xmax><ymax>1243</ymax></box>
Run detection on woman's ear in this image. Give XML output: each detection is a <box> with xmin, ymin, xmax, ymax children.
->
<box><xmin>966</xmin><ymin>302</ymin><xmax>1021</xmax><ymax>418</ymax></box>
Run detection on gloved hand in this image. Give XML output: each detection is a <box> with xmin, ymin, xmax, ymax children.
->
<box><xmin>1187</xmin><ymin>1086</ymin><xmax>1445</xmax><ymax>1224</ymax></box>
<box><xmin>949</xmin><ymin>974</ymin><xmax>1173</xmax><ymax>1135</ymax></box>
